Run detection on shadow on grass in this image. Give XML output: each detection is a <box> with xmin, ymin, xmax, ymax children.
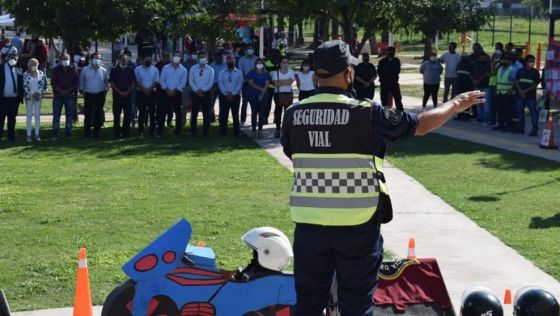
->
<box><xmin>530</xmin><ymin>213</ymin><xmax>560</xmax><ymax>229</ymax></box>
<box><xmin>388</xmin><ymin>133</ymin><xmax>560</xmax><ymax>172</ymax></box>
<box><xmin>468</xmin><ymin>177</ymin><xmax>560</xmax><ymax>202</ymax></box>
<box><xmin>0</xmin><ymin>125</ymin><xmax>257</xmax><ymax>159</ymax></box>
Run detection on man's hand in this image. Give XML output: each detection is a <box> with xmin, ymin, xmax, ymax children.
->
<box><xmin>416</xmin><ymin>90</ymin><xmax>485</xmax><ymax>136</ymax></box>
<box><xmin>451</xmin><ymin>91</ymin><xmax>486</xmax><ymax>112</ymax></box>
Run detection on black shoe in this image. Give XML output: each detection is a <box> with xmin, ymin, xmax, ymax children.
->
<box><xmin>529</xmin><ymin>129</ymin><xmax>538</xmax><ymax>136</ymax></box>
<box><xmin>274</xmin><ymin>130</ymin><xmax>281</xmax><ymax>138</ymax></box>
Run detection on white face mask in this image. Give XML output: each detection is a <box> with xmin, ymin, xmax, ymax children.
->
<box><xmin>62</xmin><ymin>60</ymin><xmax>70</xmax><ymax>67</ymax></box>
<box><xmin>91</xmin><ymin>58</ymin><xmax>100</xmax><ymax>66</ymax></box>
<box><xmin>302</xmin><ymin>66</ymin><xmax>310</xmax><ymax>71</ymax></box>
<box><xmin>199</xmin><ymin>58</ymin><xmax>207</xmax><ymax>65</ymax></box>
<box><xmin>31</xmin><ymin>66</ymin><xmax>38</xmax><ymax>72</ymax></box>
<box><xmin>8</xmin><ymin>59</ymin><xmax>16</xmax><ymax>67</ymax></box>
<box><xmin>172</xmin><ymin>56</ymin><xmax>181</xmax><ymax>64</ymax></box>
<box><xmin>256</xmin><ymin>64</ymin><xmax>264</xmax><ymax>70</ymax></box>
<box><xmin>246</xmin><ymin>49</ymin><xmax>254</xmax><ymax>56</ymax></box>
<box><xmin>191</xmin><ymin>55</ymin><xmax>198</xmax><ymax>61</ymax></box>
<box><xmin>430</xmin><ymin>56</ymin><xmax>437</xmax><ymax>62</ymax></box>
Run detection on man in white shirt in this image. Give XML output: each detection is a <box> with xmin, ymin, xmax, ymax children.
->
<box><xmin>218</xmin><ymin>55</ymin><xmax>243</xmax><ymax>136</ymax></box>
<box><xmin>134</xmin><ymin>54</ymin><xmax>160</xmax><ymax>136</ymax></box>
<box><xmin>271</xmin><ymin>58</ymin><xmax>295</xmax><ymax>137</ymax></box>
<box><xmin>79</xmin><ymin>52</ymin><xmax>109</xmax><ymax>138</ymax></box>
<box><xmin>188</xmin><ymin>51</ymin><xmax>214</xmax><ymax>136</ymax></box>
<box><xmin>159</xmin><ymin>51</ymin><xmax>188</xmax><ymax>137</ymax></box>
<box><xmin>439</xmin><ymin>42</ymin><xmax>462</xmax><ymax>103</ymax></box>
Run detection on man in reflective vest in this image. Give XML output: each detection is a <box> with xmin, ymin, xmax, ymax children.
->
<box><xmin>493</xmin><ymin>53</ymin><xmax>514</xmax><ymax>131</ymax></box>
<box><xmin>281</xmin><ymin>40</ymin><xmax>485</xmax><ymax>316</ymax></box>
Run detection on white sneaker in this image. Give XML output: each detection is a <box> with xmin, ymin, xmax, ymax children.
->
<box><xmin>26</xmin><ymin>136</ymin><xmax>32</xmax><ymax>142</ymax></box>
<box><xmin>35</xmin><ymin>135</ymin><xmax>41</xmax><ymax>141</ymax></box>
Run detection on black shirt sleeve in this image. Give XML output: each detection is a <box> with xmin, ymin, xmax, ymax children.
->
<box><xmin>281</xmin><ymin>107</ymin><xmax>293</xmax><ymax>159</ymax></box>
<box><xmin>371</xmin><ymin>103</ymin><xmax>419</xmax><ymax>142</ymax></box>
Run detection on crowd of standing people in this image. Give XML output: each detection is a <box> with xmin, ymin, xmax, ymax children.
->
<box><xmin>0</xmin><ymin>30</ymin><xmax>321</xmax><ymax>143</ymax></box>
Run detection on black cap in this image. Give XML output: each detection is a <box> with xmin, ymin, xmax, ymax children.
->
<box><xmin>313</xmin><ymin>40</ymin><xmax>359</xmax><ymax>78</ymax></box>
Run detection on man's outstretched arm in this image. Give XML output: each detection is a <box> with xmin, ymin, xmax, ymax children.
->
<box><xmin>415</xmin><ymin>90</ymin><xmax>485</xmax><ymax>136</ymax></box>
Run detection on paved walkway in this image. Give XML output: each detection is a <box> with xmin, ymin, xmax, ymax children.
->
<box><xmin>245</xmin><ymin>95</ymin><xmax>560</xmax><ymax>314</ymax></box>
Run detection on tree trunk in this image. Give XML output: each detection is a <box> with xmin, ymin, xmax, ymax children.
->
<box><xmin>369</xmin><ymin>33</ymin><xmax>379</xmax><ymax>55</ymax></box>
<box><xmin>312</xmin><ymin>18</ymin><xmax>319</xmax><ymax>48</ymax></box>
<box><xmin>331</xmin><ymin>18</ymin><xmax>340</xmax><ymax>39</ymax></box>
<box><xmin>268</xmin><ymin>14</ymin><xmax>274</xmax><ymax>55</ymax></box>
<box><xmin>277</xmin><ymin>15</ymin><xmax>285</xmax><ymax>32</ymax></box>
<box><xmin>341</xmin><ymin>13</ymin><xmax>353</xmax><ymax>43</ymax></box>
<box><xmin>319</xmin><ymin>14</ymin><xmax>329</xmax><ymax>42</ymax></box>
<box><xmin>288</xmin><ymin>17</ymin><xmax>295</xmax><ymax>45</ymax></box>
<box><xmin>356</xmin><ymin>30</ymin><xmax>370</xmax><ymax>56</ymax></box>
<box><xmin>298</xmin><ymin>20</ymin><xmax>304</xmax><ymax>39</ymax></box>
<box><xmin>423</xmin><ymin>35</ymin><xmax>432</xmax><ymax>61</ymax></box>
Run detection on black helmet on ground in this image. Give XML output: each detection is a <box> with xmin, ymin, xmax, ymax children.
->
<box><xmin>460</xmin><ymin>285</ymin><xmax>503</xmax><ymax>316</ymax></box>
<box><xmin>514</xmin><ymin>286</ymin><xmax>560</xmax><ymax>316</ymax></box>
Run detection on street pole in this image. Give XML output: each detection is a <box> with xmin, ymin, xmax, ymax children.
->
<box><xmin>259</xmin><ymin>0</ymin><xmax>265</xmax><ymax>58</ymax></box>
<box><xmin>509</xmin><ymin>9</ymin><xmax>513</xmax><ymax>43</ymax></box>
<box><xmin>492</xmin><ymin>12</ymin><xmax>496</xmax><ymax>46</ymax></box>
<box><xmin>529</xmin><ymin>6</ymin><xmax>533</xmax><ymax>44</ymax></box>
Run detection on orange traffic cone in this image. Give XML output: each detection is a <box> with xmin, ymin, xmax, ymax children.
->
<box><xmin>407</xmin><ymin>238</ymin><xmax>416</xmax><ymax>259</ymax></box>
<box><xmin>504</xmin><ymin>289</ymin><xmax>512</xmax><ymax>305</ymax></box>
<box><xmin>540</xmin><ymin>112</ymin><xmax>558</xmax><ymax>149</ymax></box>
<box><xmin>73</xmin><ymin>248</ymin><xmax>93</xmax><ymax>316</ymax></box>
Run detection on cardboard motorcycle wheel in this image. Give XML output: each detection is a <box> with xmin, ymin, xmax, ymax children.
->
<box><xmin>102</xmin><ymin>280</ymin><xmax>180</xmax><ymax>316</ymax></box>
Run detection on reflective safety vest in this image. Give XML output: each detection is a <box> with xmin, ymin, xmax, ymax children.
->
<box><xmin>457</xmin><ymin>70</ymin><xmax>471</xmax><ymax>77</ymax></box>
<box><xmin>283</xmin><ymin>93</ymin><xmax>390</xmax><ymax>226</ymax></box>
<box><xmin>496</xmin><ymin>66</ymin><xmax>513</xmax><ymax>95</ymax></box>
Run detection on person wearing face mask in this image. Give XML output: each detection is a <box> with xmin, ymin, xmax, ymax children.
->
<box><xmin>217</xmin><ymin>55</ymin><xmax>243</xmax><ymax>136</ymax></box>
<box><xmin>493</xmin><ymin>54</ymin><xmax>515</xmax><ymax>131</ymax></box>
<box><xmin>209</xmin><ymin>52</ymin><xmax>227</xmax><ymax>123</ymax></box>
<box><xmin>181</xmin><ymin>50</ymin><xmax>199</xmax><ymax>128</ymax></box>
<box><xmin>238</xmin><ymin>44</ymin><xmax>258</xmax><ymax>127</ymax></box>
<box><xmin>469</xmin><ymin>42</ymin><xmax>491</xmax><ymax>123</ymax></box>
<box><xmin>354</xmin><ymin>53</ymin><xmax>377</xmax><ymax>100</ymax></box>
<box><xmin>51</xmin><ymin>53</ymin><xmax>79</xmax><ymax>139</ymax></box>
<box><xmin>514</xmin><ymin>55</ymin><xmax>541</xmax><ymax>136</ymax></box>
<box><xmin>246</xmin><ymin>58</ymin><xmax>271</xmax><ymax>138</ymax></box>
<box><xmin>487</xmin><ymin>43</ymin><xmax>504</xmax><ymax>125</ymax></box>
<box><xmin>378</xmin><ymin>46</ymin><xmax>404</xmax><ymax>111</ymax></box>
<box><xmin>296</xmin><ymin>59</ymin><xmax>317</xmax><ymax>101</ymax></box>
<box><xmin>439</xmin><ymin>42</ymin><xmax>461</xmax><ymax>103</ymax></box>
<box><xmin>134</xmin><ymin>54</ymin><xmax>160</xmax><ymax>136</ymax></box>
<box><xmin>79</xmin><ymin>52</ymin><xmax>109</xmax><ymax>138</ymax></box>
<box><xmin>188</xmin><ymin>51</ymin><xmax>215</xmax><ymax>136</ymax></box>
<box><xmin>23</xmin><ymin>58</ymin><xmax>48</xmax><ymax>141</ymax></box>
<box><xmin>420</xmin><ymin>52</ymin><xmax>443</xmax><ymax>110</ymax></box>
<box><xmin>158</xmin><ymin>51</ymin><xmax>188</xmax><ymax>137</ymax></box>
<box><xmin>281</xmin><ymin>39</ymin><xmax>485</xmax><ymax>316</ymax></box>
<box><xmin>271</xmin><ymin>58</ymin><xmax>295</xmax><ymax>137</ymax></box>
<box><xmin>0</xmin><ymin>51</ymin><xmax>24</xmax><ymax>141</ymax></box>
<box><xmin>109</xmin><ymin>54</ymin><xmax>136</xmax><ymax>138</ymax></box>
<box><xmin>155</xmin><ymin>51</ymin><xmax>174</xmax><ymax>128</ymax></box>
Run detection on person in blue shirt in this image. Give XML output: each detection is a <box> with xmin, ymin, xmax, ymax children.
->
<box><xmin>218</xmin><ymin>55</ymin><xmax>244</xmax><ymax>136</ymax></box>
<box><xmin>246</xmin><ymin>58</ymin><xmax>271</xmax><ymax>138</ymax></box>
<box><xmin>209</xmin><ymin>51</ymin><xmax>227</xmax><ymax>123</ymax></box>
<box><xmin>420</xmin><ymin>52</ymin><xmax>443</xmax><ymax>110</ymax></box>
<box><xmin>159</xmin><ymin>51</ymin><xmax>188</xmax><ymax>137</ymax></box>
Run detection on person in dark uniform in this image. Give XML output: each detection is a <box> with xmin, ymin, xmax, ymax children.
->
<box><xmin>281</xmin><ymin>40</ymin><xmax>484</xmax><ymax>316</ymax></box>
<box><xmin>514</xmin><ymin>54</ymin><xmax>541</xmax><ymax>136</ymax></box>
<box><xmin>454</xmin><ymin>55</ymin><xmax>474</xmax><ymax>121</ymax></box>
<box><xmin>0</xmin><ymin>51</ymin><xmax>24</xmax><ymax>141</ymax></box>
<box><xmin>378</xmin><ymin>47</ymin><xmax>403</xmax><ymax>111</ymax></box>
<box><xmin>354</xmin><ymin>53</ymin><xmax>377</xmax><ymax>99</ymax></box>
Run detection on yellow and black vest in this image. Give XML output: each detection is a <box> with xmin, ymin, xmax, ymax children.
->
<box><xmin>282</xmin><ymin>91</ymin><xmax>390</xmax><ymax>226</ymax></box>
<box><xmin>496</xmin><ymin>66</ymin><xmax>513</xmax><ymax>95</ymax></box>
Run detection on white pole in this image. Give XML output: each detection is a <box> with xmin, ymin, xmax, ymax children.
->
<box><xmin>435</xmin><ymin>30</ymin><xmax>439</xmax><ymax>55</ymax></box>
<box><xmin>388</xmin><ymin>32</ymin><xmax>394</xmax><ymax>47</ymax></box>
<box><xmin>259</xmin><ymin>0</ymin><xmax>265</xmax><ymax>58</ymax></box>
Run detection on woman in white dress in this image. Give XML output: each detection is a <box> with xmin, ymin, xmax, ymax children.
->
<box><xmin>23</xmin><ymin>58</ymin><xmax>48</xmax><ymax>141</ymax></box>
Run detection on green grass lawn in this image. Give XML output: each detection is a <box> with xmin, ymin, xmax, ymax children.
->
<box><xmin>387</xmin><ymin>134</ymin><xmax>560</xmax><ymax>281</ymax></box>
<box><xmin>0</xmin><ymin>124</ymin><xmax>294</xmax><ymax>311</ymax></box>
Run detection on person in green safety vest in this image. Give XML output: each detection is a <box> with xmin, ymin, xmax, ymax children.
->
<box><xmin>493</xmin><ymin>53</ymin><xmax>515</xmax><ymax>131</ymax></box>
<box><xmin>281</xmin><ymin>39</ymin><xmax>485</xmax><ymax>316</ymax></box>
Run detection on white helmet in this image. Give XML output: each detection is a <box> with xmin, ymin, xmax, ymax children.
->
<box><xmin>242</xmin><ymin>227</ymin><xmax>293</xmax><ymax>271</ymax></box>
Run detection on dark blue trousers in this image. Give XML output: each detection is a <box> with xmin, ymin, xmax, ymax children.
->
<box><xmin>293</xmin><ymin>216</ymin><xmax>383</xmax><ymax>316</ymax></box>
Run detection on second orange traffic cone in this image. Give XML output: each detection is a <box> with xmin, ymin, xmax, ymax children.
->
<box><xmin>73</xmin><ymin>248</ymin><xmax>93</xmax><ymax>316</ymax></box>
<box><xmin>540</xmin><ymin>112</ymin><xmax>558</xmax><ymax>149</ymax></box>
<box><xmin>407</xmin><ymin>238</ymin><xmax>416</xmax><ymax>259</ymax></box>
<box><xmin>504</xmin><ymin>289</ymin><xmax>512</xmax><ymax>305</ymax></box>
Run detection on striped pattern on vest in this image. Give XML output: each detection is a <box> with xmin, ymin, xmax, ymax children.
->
<box><xmin>496</xmin><ymin>67</ymin><xmax>513</xmax><ymax>95</ymax></box>
<box><xmin>290</xmin><ymin>153</ymin><xmax>384</xmax><ymax>226</ymax></box>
